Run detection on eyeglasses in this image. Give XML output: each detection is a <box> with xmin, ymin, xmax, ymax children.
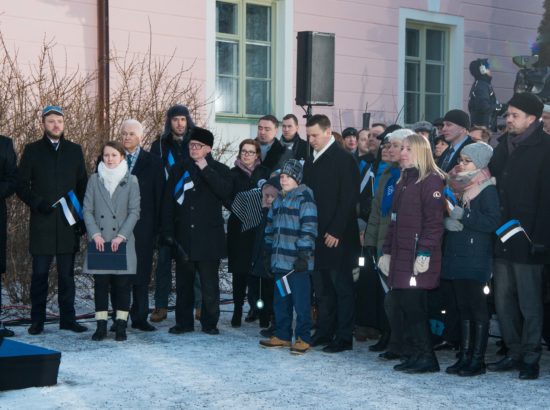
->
<box><xmin>189</xmin><ymin>142</ymin><xmax>207</xmax><ymax>150</ymax></box>
<box><xmin>457</xmin><ymin>158</ymin><xmax>473</xmax><ymax>165</ymax></box>
<box><xmin>240</xmin><ymin>150</ymin><xmax>257</xmax><ymax>157</ymax></box>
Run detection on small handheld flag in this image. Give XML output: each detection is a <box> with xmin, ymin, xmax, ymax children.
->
<box><xmin>54</xmin><ymin>190</ymin><xmax>83</xmax><ymax>226</ymax></box>
<box><xmin>360</xmin><ymin>165</ymin><xmax>374</xmax><ymax>194</ymax></box>
<box><xmin>496</xmin><ymin>219</ymin><xmax>529</xmax><ymax>243</ymax></box>
<box><xmin>444</xmin><ymin>186</ymin><xmax>457</xmax><ymax>212</ymax></box>
<box><xmin>164</xmin><ymin>150</ymin><xmax>176</xmax><ymax>180</ymax></box>
<box><xmin>275</xmin><ymin>270</ymin><xmax>294</xmax><ymax>297</ymax></box>
<box><xmin>174</xmin><ymin>170</ymin><xmax>194</xmax><ymax>205</ymax></box>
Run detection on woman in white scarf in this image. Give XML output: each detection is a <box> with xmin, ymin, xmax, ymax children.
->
<box><xmin>83</xmin><ymin>141</ymin><xmax>140</xmax><ymax>342</ymax></box>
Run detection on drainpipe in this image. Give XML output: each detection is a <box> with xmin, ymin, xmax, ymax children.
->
<box><xmin>97</xmin><ymin>0</ymin><xmax>110</xmax><ymax>143</ymax></box>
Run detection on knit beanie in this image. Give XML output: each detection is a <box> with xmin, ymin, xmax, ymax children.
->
<box><xmin>280</xmin><ymin>159</ymin><xmax>303</xmax><ymax>184</ymax></box>
<box><xmin>443</xmin><ymin>109</ymin><xmax>471</xmax><ymax>130</ymax></box>
<box><xmin>190</xmin><ymin>127</ymin><xmax>214</xmax><ymax>148</ymax></box>
<box><xmin>342</xmin><ymin>127</ymin><xmax>358</xmax><ymax>138</ymax></box>
<box><xmin>507</xmin><ymin>93</ymin><xmax>544</xmax><ymax>118</ymax></box>
<box><xmin>412</xmin><ymin>121</ymin><xmax>433</xmax><ymax>133</ymax></box>
<box><xmin>460</xmin><ymin>142</ymin><xmax>493</xmax><ymax>169</ymax></box>
<box><xmin>262</xmin><ymin>175</ymin><xmax>282</xmax><ymax>191</ymax></box>
<box><xmin>387</xmin><ymin>128</ymin><xmax>414</xmax><ymax>142</ymax></box>
<box><xmin>377</xmin><ymin>124</ymin><xmax>401</xmax><ymax>141</ymax></box>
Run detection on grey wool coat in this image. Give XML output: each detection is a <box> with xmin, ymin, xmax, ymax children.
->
<box><xmin>82</xmin><ymin>172</ymin><xmax>140</xmax><ymax>275</ymax></box>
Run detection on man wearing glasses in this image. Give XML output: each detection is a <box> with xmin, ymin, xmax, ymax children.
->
<box><xmin>161</xmin><ymin>128</ymin><xmax>232</xmax><ymax>335</ymax></box>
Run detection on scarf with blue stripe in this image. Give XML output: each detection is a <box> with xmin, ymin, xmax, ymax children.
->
<box><xmin>381</xmin><ymin>167</ymin><xmax>401</xmax><ymax>217</ymax></box>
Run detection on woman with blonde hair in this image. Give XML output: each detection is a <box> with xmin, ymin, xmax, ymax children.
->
<box><xmin>378</xmin><ymin>134</ymin><xmax>445</xmax><ymax>373</ymax></box>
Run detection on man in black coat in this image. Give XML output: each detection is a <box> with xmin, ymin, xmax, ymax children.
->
<box><xmin>487</xmin><ymin>93</ymin><xmax>550</xmax><ymax>380</ymax></box>
<box><xmin>0</xmin><ymin>135</ymin><xmax>17</xmax><ymax>337</ymax></box>
<box><xmin>280</xmin><ymin>113</ymin><xmax>309</xmax><ymax>162</ymax></box>
<box><xmin>149</xmin><ymin>104</ymin><xmax>196</xmax><ymax>323</ymax></box>
<box><xmin>161</xmin><ymin>128</ymin><xmax>232</xmax><ymax>335</ymax></box>
<box><xmin>303</xmin><ymin>114</ymin><xmax>360</xmax><ymax>353</ymax></box>
<box><xmin>437</xmin><ymin>109</ymin><xmax>475</xmax><ymax>173</ymax></box>
<box><xmin>468</xmin><ymin>58</ymin><xmax>497</xmax><ymax>128</ymax></box>
<box><xmin>17</xmin><ymin>106</ymin><xmax>88</xmax><ymax>335</ymax></box>
<box><xmin>120</xmin><ymin>120</ymin><xmax>164</xmax><ymax>331</ymax></box>
<box><xmin>256</xmin><ymin>115</ymin><xmax>292</xmax><ymax>173</ymax></box>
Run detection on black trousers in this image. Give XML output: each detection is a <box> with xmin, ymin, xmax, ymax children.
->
<box><xmin>428</xmin><ymin>279</ymin><xmax>460</xmax><ymax>343</ymax></box>
<box><xmin>232</xmin><ymin>271</ymin><xmax>258</xmax><ymax>310</ymax></box>
<box><xmin>452</xmin><ymin>279</ymin><xmax>489</xmax><ymax>324</ymax></box>
<box><xmin>258</xmin><ymin>277</ymin><xmax>274</xmax><ymax>325</ymax></box>
<box><xmin>385</xmin><ymin>290</ymin><xmax>406</xmax><ymax>355</ymax></box>
<box><xmin>392</xmin><ymin>288</ymin><xmax>431</xmax><ymax>355</ymax></box>
<box><xmin>312</xmin><ymin>268</ymin><xmax>355</xmax><ymax>342</ymax></box>
<box><xmin>129</xmin><ymin>240</ymin><xmax>155</xmax><ymax>324</ymax></box>
<box><xmin>30</xmin><ymin>254</ymin><xmax>76</xmax><ymax>324</ymax></box>
<box><xmin>175</xmin><ymin>259</ymin><xmax>220</xmax><ymax>330</ymax></box>
<box><xmin>356</xmin><ymin>263</ymin><xmax>388</xmax><ymax>331</ymax></box>
<box><xmin>95</xmin><ymin>275</ymin><xmax>131</xmax><ymax>312</ymax></box>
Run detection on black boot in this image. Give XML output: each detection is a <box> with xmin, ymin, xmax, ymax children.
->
<box><xmin>393</xmin><ymin>355</ymin><xmax>417</xmax><ymax>371</ymax></box>
<box><xmin>458</xmin><ymin>321</ymin><xmax>488</xmax><ymax>377</ymax></box>
<box><xmin>369</xmin><ymin>331</ymin><xmax>391</xmax><ymax>352</ymax></box>
<box><xmin>0</xmin><ymin>322</ymin><xmax>15</xmax><ymax>338</ymax></box>
<box><xmin>404</xmin><ymin>323</ymin><xmax>440</xmax><ymax>374</ymax></box>
<box><xmin>446</xmin><ymin>320</ymin><xmax>472</xmax><ymax>374</ymax></box>
<box><xmin>231</xmin><ymin>306</ymin><xmax>242</xmax><ymax>328</ymax></box>
<box><xmin>92</xmin><ymin>320</ymin><xmax>108</xmax><ymax>341</ymax></box>
<box><xmin>115</xmin><ymin>319</ymin><xmax>127</xmax><ymax>341</ymax></box>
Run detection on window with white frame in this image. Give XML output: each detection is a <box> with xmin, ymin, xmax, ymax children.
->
<box><xmin>216</xmin><ymin>0</ymin><xmax>274</xmax><ymax>118</ymax></box>
<box><xmin>405</xmin><ymin>23</ymin><xmax>449</xmax><ymax>124</ymax></box>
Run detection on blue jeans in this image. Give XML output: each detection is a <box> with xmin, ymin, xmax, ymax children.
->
<box><xmin>273</xmin><ymin>270</ymin><xmax>312</xmax><ymax>343</ymax></box>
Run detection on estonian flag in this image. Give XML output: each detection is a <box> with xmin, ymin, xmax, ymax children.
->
<box><xmin>360</xmin><ymin>164</ymin><xmax>374</xmax><ymax>194</ymax></box>
<box><xmin>174</xmin><ymin>170</ymin><xmax>194</xmax><ymax>205</ymax></box>
<box><xmin>57</xmin><ymin>190</ymin><xmax>83</xmax><ymax>226</ymax></box>
<box><xmin>444</xmin><ymin>186</ymin><xmax>457</xmax><ymax>212</ymax></box>
<box><xmin>496</xmin><ymin>219</ymin><xmax>527</xmax><ymax>243</ymax></box>
<box><xmin>275</xmin><ymin>271</ymin><xmax>293</xmax><ymax>297</ymax></box>
<box><xmin>164</xmin><ymin>150</ymin><xmax>176</xmax><ymax>180</ymax></box>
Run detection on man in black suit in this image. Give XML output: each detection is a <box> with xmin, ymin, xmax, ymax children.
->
<box><xmin>437</xmin><ymin>109</ymin><xmax>474</xmax><ymax>172</ymax></box>
<box><xmin>280</xmin><ymin>113</ymin><xmax>309</xmax><ymax>162</ymax></box>
<box><xmin>0</xmin><ymin>135</ymin><xmax>17</xmax><ymax>337</ymax></box>
<box><xmin>303</xmin><ymin>114</ymin><xmax>360</xmax><ymax>353</ymax></box>
<box><xmin>17</xmin><ymin>106</ymin><xmax>88</xmax><ymax>335</ymax></box>
<box><xmin>256</xmin><ymin>115</ymin><xmax>292</xmax><ymax>173</ymax></box>
<box><xmin>120</xmin><ymin>119</ymin><xmax>164</xmax><ymax>331</ymax></box>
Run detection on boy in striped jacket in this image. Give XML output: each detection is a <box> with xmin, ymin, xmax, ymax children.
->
<box><xmin>260</xmin><ymin>159</ymin><xmax>318</xmax><ymax>354</ymax></box>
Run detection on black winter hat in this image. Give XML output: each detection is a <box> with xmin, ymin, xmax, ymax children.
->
<box><xmin>377</xmin><ymin>124</ymin><xmax>401</xmax><ymax>141</ymax></box>
<box><xmin>342</xmin><ymin>127</ymin><xmax>358</xmax><ymax>138</ymax></box>
<box><xmin>507</xmin><ymin>93</ymin><xmax>543</xmax><ymax>119</ymax></box>
<box><xmin>443</xmin><ymin>109</ymin><xmax>470</xmax><ymax>130</ymax></box>
<box><xmin>263</xmin><ymin>175</ymin><xmax>282</xmax><ymax>191</ymax></box>
<box><xmin>190</xmin><ymin>127</ymin><xmax>214</xmax><ymax>148</ymax></box>
<box><xmin>167</xmin><ymin>104</ymin><xmax>190</xmax><ymax>119</ymax></box>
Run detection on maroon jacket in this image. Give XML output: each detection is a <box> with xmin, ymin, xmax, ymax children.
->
<box><xmin>382</xmin><ymin>168</ymin><xmax>445</xmax><ymax>290</ymax></box>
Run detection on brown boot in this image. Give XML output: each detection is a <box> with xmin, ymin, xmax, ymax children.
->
<box><xmin>150</xmin><ymin>308</ymin><xmax>167</xmax><ymax>323</ymax></box>
<box><xmin>291</xmin><ymin>338</ymin><xmax>310</xmax><ymax>355</ymax></box>
<box><xmin>259</xmin><ymin>336</ymin><xmax>291</xmax><ymax>348</ymax></box>
<box><xmin>195</xmin><ymin>308</ymin><xmax>202</xmax><ymax>321</ymax></box>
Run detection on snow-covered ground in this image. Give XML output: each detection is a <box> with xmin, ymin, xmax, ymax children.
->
<box><xmin>2</xmin><ymin>304</ymin><xmax>550</xmax><ymax>410</ymax></box>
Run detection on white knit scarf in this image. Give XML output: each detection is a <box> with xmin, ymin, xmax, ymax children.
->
<box><xmin>98</xmin><ymin>160</ymin><xmax>128</xmax><ymax>196</ymax></box>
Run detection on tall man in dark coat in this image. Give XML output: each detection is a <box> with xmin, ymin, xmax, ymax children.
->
<box><xmin>256</xmin><ymin>115</ymin><xmax>292</xmax><ymax>173</ymax></box>
<box><xmin>438</xmin><ymin>109</ymin><xmax>474</xmax><ymax>173</ymax></box>
<box><xmin>17</xmin><ymin>106</ymin><xmax>88</xmax><ymax>335</ymax></box>
<box><xmin>0</xmin><ymin>135</ymin><xmax>17</xmax><ymax>337</ymax></box>
<box><xmin>303</xmin><ymin>114</ymin><xmax>360</xmax><ymax>353</ymax></box>
<box><xmin>120</xmin><ymin>119</ymin><xmax>164</xmax><ymax>331</ymax></box>
<box><xmin>149</xmin><ymin>104</ymin><xmax>196</xmax><ymax>323</ymax></box>
<box><xmin>487</xmin><ymin>93</ymin><xmax>550</xmax><ymax>380</ymax></box>
<box><xmin>162</xmin><ymin>128</ymin><xmax>232</xmax><ymax>335</ymax></box>
<box><xmin>280</xmin><ymin>113</ymin><xmax>309</xmax><ymax>162</ymax></box>
<box><xmin>468</xmin><ymin>58</ymin><xmax>497</xmax><ymax>128</ymax></box>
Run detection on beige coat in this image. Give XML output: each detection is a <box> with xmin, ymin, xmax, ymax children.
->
<box><xmin>83</xmin><ymin>172</ymin><xmax>140</xmax><ymax>274</ymax></box>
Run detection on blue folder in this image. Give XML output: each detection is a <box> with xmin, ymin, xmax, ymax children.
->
<box><xmin>87</xmin><ymin>241</ymin><xmax>127</xmax><ymax>270</ymax></box>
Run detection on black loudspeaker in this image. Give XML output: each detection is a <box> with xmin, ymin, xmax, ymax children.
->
<box><xmin>362</xmin><ymin>113</ymin><xmax>371</xmax><ymax>129</ymax></box>
<box><xmin>296</xmin><ymin>31</ymin><xmax>335</xmax><ymax>106</ymax></box>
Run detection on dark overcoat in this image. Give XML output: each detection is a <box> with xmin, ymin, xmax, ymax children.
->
<box><xmin>441</xmin><ymin>185</ymin><xmax>500</xmax><ymax>282</ymax></box>
<box><xmin>437</xmin><ymin>136</ymin><xmax>475</xmax><ymax>173</ymax></box>
<box><xmin>17</xmin><ymin>135</ymin><xmax>87</xmax><ymax>255</ymax></box>
<box><xmin>489</xmin><ymin>122</ymin><xmax>550</xmax><ymax>265</ymax></box>
<box><xmin>382</xmin><ymin>169</ymin><xmax>445</xmax><ymax>290</ymax></box>
<box><xmin>162</xmin><ymin>156</ymin><xmax>232</xmax><ymax>261</ymax></box>
<box><xmin>303</xmin><ymin>142</ymin><xmax>360</xmax><ymax>270</ymax></box>
<box><xmin>0</xmin><ymin>136</ymin><xmax>17</xmax><ymax>273</ymax></box>
<box><xmin>131</xmin><ymin>149</ymin><xmax>164</xmax><ymax>284</ymax></box>
<box><xmin>226</xmin><ymin>164</ymin><xmax>270</xmax><ymax>273</ymax></box>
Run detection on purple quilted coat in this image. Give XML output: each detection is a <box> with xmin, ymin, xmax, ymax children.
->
<box><xmin>382</xmin><ymin>168</ymin><xmax>445</xmax><ymax>290</ymax></box>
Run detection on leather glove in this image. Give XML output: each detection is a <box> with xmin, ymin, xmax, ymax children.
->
<box><xmin>377</xmin><ymin>254</ymin><xmax>391</xmax><ymax>277</ymax></box>
<box><xmin>159</xmin><ymin>235</ymin><xmax>174</xmax><ymax>247</ymax></box>
<box><xmin>293</xmin><ymin>254</ymin><xmax>309</xmax><ymax>272</ymax></box>
<box><xmin>444</xmin><ymin>217</ymin><xmax>464</xmax><ymax>232</ymax></box>
<box><xmin>37</xmin><ymin>200</ymin><xmax>54</xmax><ymax>215</ymax></box>
<box><xmin>449</xmin><ymin>206</ymin><xmax>464</xmax><ymax>220</ymax></box>
<box><xmin>413</xmin><ymin>255</ymin><xmax>430</xmax><ymax>275</ymax></box>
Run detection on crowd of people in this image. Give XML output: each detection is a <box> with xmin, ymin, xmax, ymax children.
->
<box><xmin>0</xmin><ymin>87</ymin><xmax>549</xmax><ymax>380</ymax></box>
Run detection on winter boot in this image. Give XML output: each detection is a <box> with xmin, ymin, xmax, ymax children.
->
<box><xmin>446</xmin><ymin>320</ymin><xmax>473</xmax><ymax>374</ymax></box>
<box><xmin>259</xmin><ymin>336</ymin><xmax>291</xmax><ymax>348</ymax></box>
<box><xmin>404</xmin><ymin>323</ymin><xmax>440</xmax><ymax>374</ymax></box>
<box><xmin>290</xmin><ymin>337</ymin><xmax>310</xmax><ymax>355</ymax></box>
<box><xmin>231</xmin><ymin>306</ymin><xmax>243</xmax><ymax>328</ymax></box>
<box><xmin>92</xmin><ymin>311</ymin><xmax>109</xmax><ymax>341</ymax></box>
<box><xmin>150</xmin><ymin>307</ymin><xmax>168</xmax><ymax>322</ymax></box>
<box><xmin>0</xmin><ymin>322</ymin><xmax>15</xmax><ymax>338</ymax></box>
<box><xmin>369</xmin><ymin>330</ymin><xmax>391</xmax><ymax>352</ymax></box>
<box><xmin>115</xmin><ymin>311</ymin><xmax>129</xmax><ymax>342</ymax></box>
<box><xmin>458</xmin><ymin>321</ymin><xmax>488</xmax><ymax>377</ymax></box>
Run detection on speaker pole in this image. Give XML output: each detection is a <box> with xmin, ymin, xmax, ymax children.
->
<box><xmin>302</xmin><ymin>104</ymin><xmax>313</xmax><ymax>160</ymax></box>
